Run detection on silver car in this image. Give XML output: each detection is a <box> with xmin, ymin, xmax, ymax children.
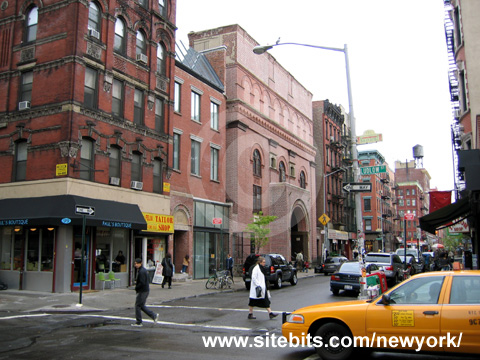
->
<box><xmin>322</xmin><ymin>256</ymin><xmax>348</xmax><ymax>276</ymax></box>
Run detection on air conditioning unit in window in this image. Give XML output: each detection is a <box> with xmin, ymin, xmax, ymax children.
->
<box><xmin>89</xmin><ymin>28</ymin><xmax>100</xmax><ymax>40</ymax></box>
<box><xmin>130</xmin><ymin>181</ymin><xmax>143</xmax><ymax>191</ymax></box>
<box><xmin>136</xmin><ymin>53</ymin><xmax>148</xmax><ymax>64</ymax></box>
<box><xmin>109</xmin><ymin>177</ymin><xmax>120</xmax><ymax>186</ymax></box>
<box><xmin>19</xmin><ymin>101</ymin><xmax>31</xmax><ymax>110</ymax></box>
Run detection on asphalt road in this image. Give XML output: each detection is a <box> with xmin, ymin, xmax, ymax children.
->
<box><xmin>0</xmin><ymin>276</ymin><xmax>477</xmax><ymax>360</ymax></box>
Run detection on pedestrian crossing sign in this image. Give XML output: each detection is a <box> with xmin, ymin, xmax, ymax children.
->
<box><xmin>319</xmin><ymin>214</ymin><xmax>330</xmax><ymax>226</ymax></box>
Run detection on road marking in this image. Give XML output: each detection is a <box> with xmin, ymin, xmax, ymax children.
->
<box><xmin>152</xmin><ymin>304</ymin><xmax>289</xmax><ymax>313</ymax></box>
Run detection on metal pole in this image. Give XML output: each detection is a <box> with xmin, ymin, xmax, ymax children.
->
<box><xmin>78</xmin><ymin>214</ymin><xmax>86</xmax><ymax>305</ymax></box>
<box><xmin>343</xmin><ymin>45</ymin><xmax>363</xmax><ymax>258</ymax></box>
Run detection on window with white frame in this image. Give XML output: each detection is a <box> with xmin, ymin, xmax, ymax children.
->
<box><xmin>210</xmin><ymin>144</ymin><xmax>220</xmax><ymax>181</ymax></box>
<box><xmin>210</xmin><ymin>100</ymin><xmax>219</xmax><ymax>130</ymax></box>
<box><xmin>88</xmin><ymin>2</ymin><xmax>101</xmax><ymax>34</ymax></box>
<box><xmin>136</xmin><ymin>30</ymin><xmax>147</xmax><ymax>56</ymax></box>
<box><xmin>191</xmin><ymin>91</ymin><xmax>201</xmax><ymax>122</ymax></box>
<box><xmin>14</xmin><ymin>140</ymin><xmax>27</xmax><ymax>181</ymax></box>
<box><xmin>191</xmin><ymin>136</ymin><xmax>202</xmax><ymax>176</ymax></box>
<box><xmin>174</xmin><ymin>81</ymin><xmax>181</xmax><ymax>113</ymax></box>
<box><xmin>84</xmin><ymin>67</ymin><xmax>98</xmax><ymax>109</ymax></box>
<box><xmin>157</xmin><ymin>43</ymin><xmax>166</xmax><ymax>74</ymax></box>
<box><xmin>173</xmin><ymin>129</ymin><xmax>182</xmax><ymax>170</ymax></box>
<box><xmin>20</xmin><ymin>71</ymin><xmax>33</xmax><ymax>103</ymax></box>
<box><xmin>114</xmin><ymin>18</ymin><xmax>126</xmax><ymax>54</ymax></box>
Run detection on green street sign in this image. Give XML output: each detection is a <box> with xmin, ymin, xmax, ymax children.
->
<box><xmin>360</xmin><ymin>165</ymin><xmax>387</xmax><ymax>175</ymax></box>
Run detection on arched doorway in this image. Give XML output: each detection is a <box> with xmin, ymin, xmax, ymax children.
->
<box><xmin>290</xmin><ymin>205</ymin><xmax>309</xmax><ymax>264</ymax></box>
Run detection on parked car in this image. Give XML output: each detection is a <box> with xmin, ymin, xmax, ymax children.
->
<box><xmin>282</xmin><ymin>270</ymin><xmax>480</xmax><ymax>360</ymax></box>
<box><xmin>364</xmin><ymin>252</ymin><xmax>404</xmax><ymax>286</ymax></box>
<box><xmin>322</xmin><ymin>256</ymin><xmax>348</xmax><ymax>276</ymax></box>
<box><xmin>396</xmin><ymin>248</ymin><xmax>424</xmax><ymax>274</ymax></box>
<box><xmin>242</xmin><ymin>253</ymin><xmax>298</xmax><ymax>290</ymax></box>
<box><xmin>330</xmin><ymin>261</ymin><xmax>386</xmax><ymax>296</ymax></box>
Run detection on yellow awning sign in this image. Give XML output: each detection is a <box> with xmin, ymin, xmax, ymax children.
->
<box><xmin>392</xmin><ymin>310</ymin><xmax>415</xmax><ymax>327</ymax></box>
<box><xmin>142</xmin><ymin>213</ymin><xmax>174</xmax><ymax>233</ymax></box>
<box><xmin>319</xmin><ymin>214</ymin><xmax>330</xmax><ymax>226</ymax></box>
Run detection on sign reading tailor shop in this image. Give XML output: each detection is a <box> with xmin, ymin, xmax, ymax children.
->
<box><xmin>143</xmin><ymin>213</ymin><xmax>174</xmax><ymax>233</ymax></box>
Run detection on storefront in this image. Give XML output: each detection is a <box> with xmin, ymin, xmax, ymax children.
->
<box><xmin>193</xmin><ymin>199</ymin><xmax>230</xmax><ymax>279</ymax></box>
<box><xmin>0</xmin><ymin>195</ymin><xmax>147</xmax><ymax>292</ymax></box>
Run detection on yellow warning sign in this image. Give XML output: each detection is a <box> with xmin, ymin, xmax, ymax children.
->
<box><xmin>319</xmin><ymin>214</ymin><xmax>330</xmax><ymax>226</ymax></box>
<box><xmin>392</xmin><ymin>310</ymin><xmax>415</xmax><ymax>327</ymax></box>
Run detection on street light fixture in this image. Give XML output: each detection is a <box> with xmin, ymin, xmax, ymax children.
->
<box><xmin>253</xmin><ymin>41</ymin><xmax>364</xmax><ymax>258</ymax></box>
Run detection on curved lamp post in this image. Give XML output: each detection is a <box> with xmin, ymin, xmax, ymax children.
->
<box><xmin>253</xmin><ymin>41</ymin><xmax>364</xmax><ymax>259</ymax></box>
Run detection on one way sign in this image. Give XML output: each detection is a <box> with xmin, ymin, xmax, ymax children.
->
<box><xmin>75</xmin><ymin>205</ymin><xmax>95</xmax><ymax>216</ymax></box>
<box><xmin>342</xmin><ymin>182</ymin><xmax>372</xmax><ymax>193</ymax></box>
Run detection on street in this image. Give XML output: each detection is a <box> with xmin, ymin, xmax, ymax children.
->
<box><xmin>0</xmin><ymin>276</ymin><xmax>477</xmax><ymax>360</ymax></box>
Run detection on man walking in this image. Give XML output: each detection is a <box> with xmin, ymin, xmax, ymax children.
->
<box><xmin>226</xmin><ymin>254</ymin><xmax>234</xmax><ymax>277</ymax></box>
<box><xmin>132</xmin><ymin>258</ymin><xmax>159</xmax><ymax>327</ymax></box>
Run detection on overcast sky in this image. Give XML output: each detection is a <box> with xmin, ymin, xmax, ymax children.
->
<box><xmin>176</xmin><ymin>0</ymin><xmax>454</xmax><ymax>192</ymax></box>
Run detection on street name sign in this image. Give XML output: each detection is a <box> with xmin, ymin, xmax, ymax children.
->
<box><xmin>360</xmin><ymin>165</ymin><xmax>387</xmax><ymax>175</ymax></box>
<box><xmin>75</xmin><ymin>205</ymin><xmax>95</xmax><ymax>216</ymax></box>
<box><xmin>342</xmin><ymin>182</ymin><xmax>372</xmax><ymax>193</ymax></box>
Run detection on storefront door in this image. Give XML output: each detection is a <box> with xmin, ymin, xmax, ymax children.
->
<box><xmin>73</xmin><ymin>235</ymin><xmax>90</xmax><ymax>290</ymax></box>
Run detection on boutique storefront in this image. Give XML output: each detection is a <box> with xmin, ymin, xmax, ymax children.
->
<box><xmin>0</xmin><ymin>195</ymin><xmax>148</xmax><ymax>292</ymax></box>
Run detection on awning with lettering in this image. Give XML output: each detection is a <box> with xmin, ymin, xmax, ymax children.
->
<box><xmin>0</xmin><ymin>195</ymin><xmax>147</xmax><ymax>230</ymax></box>
<box><xmin>419</xmin><ymin>196</ymin><xmax>470</xmax><ymax>234</ymax></box>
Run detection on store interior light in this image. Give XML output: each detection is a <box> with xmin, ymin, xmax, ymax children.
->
<box><xmin>47</xmin><ymin>227</ymin><xmax>55</xmax><ymax>231</ymax></box>
<box><xmin>30</xmin><ymin>228</ymin><xmax>37</xmax><ymax>231</ymax></box>
<box><xmin>14</xmin><ymin>227</ymin><xmax>21</xmax><ymax>232</ymax></box>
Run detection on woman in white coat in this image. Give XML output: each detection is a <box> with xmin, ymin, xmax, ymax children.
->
<box><xmin>248</xmin><ymin>256</ymin><xmax>278</xmax><ymax>319</ymax></box>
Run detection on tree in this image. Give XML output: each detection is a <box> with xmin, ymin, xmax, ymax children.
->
<box><xmin>245</xmin><ymin>212</ymin><xmax>278</xmax><ymax>253</ymax></box>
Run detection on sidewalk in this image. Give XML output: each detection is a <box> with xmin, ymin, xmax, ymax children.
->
<box><xmin>0</xmin><ymin>271</ymin><xmax>318</xmax><ymax>314</ymax></box>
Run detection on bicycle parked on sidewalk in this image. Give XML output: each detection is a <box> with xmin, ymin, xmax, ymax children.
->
<box><xmin>205</xmin><ymin>270</ymin><xmax>234</xmax><ymax>290</ymax></box>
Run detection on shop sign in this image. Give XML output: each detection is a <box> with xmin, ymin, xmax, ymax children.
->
<box><xmin>143</xmin><ymin>213</ymin><xmax>174</xmax><ymax>233</ymax></box>
<box><xmin>449</xmin><ymin>219</ymin><xmax>469</xmax><ymax>233</ymax></box>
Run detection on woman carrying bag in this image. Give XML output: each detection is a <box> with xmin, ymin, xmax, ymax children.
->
<box><xmin>247</xmin><ymin>256</ymin><xmax>278</xmax><ymax>320</ymax></box>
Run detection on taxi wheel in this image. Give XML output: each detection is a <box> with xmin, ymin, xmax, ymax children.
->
<box><xmin>315</xmin><ymin>323</ymin><xmax>353</xmax><ymax>360</ymax></box>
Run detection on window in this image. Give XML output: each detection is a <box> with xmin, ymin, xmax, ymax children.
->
<box><xmin>157</xmin><ymin>44</ymin><xmax>166</xmax><ymax>74</ymax></box>
<box><xmin>364</xmin><ymin>198</ymin><xmax>371</xmax><ymax>211</ymax></box>
<box><xmin>26</xmin><ymin>229</ymin><xmax>55</xmax><ymax>272</ymax></box>
<box><xmin>136</xmin><ymin>30</ymin><xmax>147</xmax><ymax>56</ymax></box>
<box><xmin>153</xmin><ymin>158</ymin><xmax>163</xmax><ymax>194</ymax></box>
<box><xmin>406</xmin><ymin>189</ymin><xmax>410</xmax><ymax>196</ymax></box>
<box><xmin>139</xmin><ymin>0</ymin><xmax>148</xmax><ymax>8</ymax></box>
<box><xmin>399</xmin><ymin>199</ymin><xmax>404</xmax><ymax>207</ymax></box>
<box><xmin>159</xmin><ymin>0</ymin><xmax>166</xmax><ymax>17</ymax></box>
<box><xmin>173</xmin><ymin>131</ymin><xmax>181</xmax><ymax>170</ymax></box>
<box><xmin>365</xmin><ymin>218</ymin><xmax>372</xmax><ymax>231</ymax></box>
<box><xmin>112</xmin><ymin>79</ymin><xmax>123</xmax><ymax>117</ymax></box>
<box><xmin>26</xmin><ymin>6</ymin><xmax>38</xmax><ymax>42</ymax></box>
<box><xmin>134</xmin><ymin>89</ymin><xmax>144</xmax><ymax>125</ymax></box>
<box><xmin>155</xmin><ymin>98</ymin><xmax>164</xmax><ymax>133</ymax></box>
<box><xmin>191</xmin><ymin>91</ymin><xmax>201</xmax><ymax>122</ymax></box>
<box><xmin>109</xmin><ymin>146</ymin><xmax>121</xmax><ymax>180</ymax></box>
<box><xmin>412</xmin><ymin>189</ymin><xmax>416</xmax><ymax>195</ymax></box>
<box><xmin>114</xmin><ymin>18</ymin><xmax>126</xmax><ymax>54</ymax></box>
<box><xmin>253</xmin><ymin>185</ymin><xmax>262</xmax><ymax>212</ymax></box>
<box><xmin>300</xmin><ymin>171</ymin><xmax>306</xmax><ymax>189</ymax></box>
<box><xmin>20</xmin><ymin>71</ymin><xmax>33</xmax><ymax>103</ymax></box>
<box><xmin>412</xmin><ymin>199</ymin><xmax>416</xmax><ymax>206</ymax></box>
<box><xmin>174</xmin><ymin>81</ymin><xmax>182</xmax><ymax>113</ymax></box>
<box><xmin>80</xmin><ymin>138</ymin><xmax>95</xmax><ymax>181</ymax></box>
<box><xmin>253</xmin><ymin>150</ymin><xmax>261</xmax><ymax>177</ymax></box>
<box><xmin>191</xmin><ymin>139</ymin><xmax>201</xmax><ymax>176</ymax></box>
<box><xmin>14</xmin><ymin>141</ymin><xmax>27</xmax><ymax>181</ymax></box>
<box><xmin>290</xmin><ymin>163</ymin><xmax>295</xmax><ymax>177</ymax></box>
<box><xmin>210</xmin><ymin>101</ymin><xmax>219</xmax><ymax>130</ymax></box>
<box><xmin>131</xmin><ymin>152</ymin><xmax>142</xmax><ymax>182</ymax></box>
<box><xmin>84</xmin><ymin>67</ymin><xmax>98</xmax><ymax>109</ymax></box>
<box><xmin>88</xmin><ymin>2</ymin><xmax>101</xmax><ymax>33</ymax></box>
<box><xmin>211</xmin><ymin>145</ymin><xmax>219</xmax><ymax>181</ymax></box>
<box><xmin>279</xmin><ymin>161</ymin><xmax>286</xmax><ymax>182</ymax></box>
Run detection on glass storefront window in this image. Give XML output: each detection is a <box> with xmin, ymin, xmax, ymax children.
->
<box><xmin>1</xmin><ymin>228</ymin><xmax>13</xmax><ymax>270</ymax></box>
<box><xmin>27</xmin><ymin>229</ymin><xmax>40</xmax><ymax>271</ymax></box>
<box><xmin>96</xmin><ymin>228</ymin><xmax>128</xmax><ymax>272</ymax></box>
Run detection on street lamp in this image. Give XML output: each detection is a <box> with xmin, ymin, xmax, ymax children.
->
<box><xmin>253</xmin><ymin>41</ymin><xmax>364</xmax><ymax>257</ymax></box>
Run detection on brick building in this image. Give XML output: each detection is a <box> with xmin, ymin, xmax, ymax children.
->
<box><xmin>0</xmin><ymin>0</ymin><xmax>177</xmax><ymax>292</ymax></box>
<box><xmin>358</xmin><ymin>150</ymin><xmax>394</xmax><ymax>253</ymax></box>
<box><xmin>187</xmin><ymin>25</ymin><xmax>317</xmax><ymax>265</ymax></box>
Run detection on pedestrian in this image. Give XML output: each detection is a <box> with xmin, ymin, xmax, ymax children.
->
<box><xmin>161</xmin><ymin>253</ymin><xmax>173</xmax><ymax>289</ymax></box>
<box><xmin>181</xmin><ymin>254</ymin><xmax>190</xmax><ymax>274</ymax></box>
<box><xmin>132</xmin><ymin>258</ymin><xmax>159</xmax><ymax>327</ymax></box>
<box><xmin>296</xmin><ymin>251</ymin><xmax>304</xmax><ymax>271</ymax></box>
<box><xmin>226</xmin><ymin>253</ymin><xmax>234</xmax><ymax>277</ymax></box>
<box><xmin>248</xmin><ymin>256</ymin><xmax>278</xmax><ymax>320</ymax></box>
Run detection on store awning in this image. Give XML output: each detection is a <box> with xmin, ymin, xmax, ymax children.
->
<box><xmin>0</xmin><ymin>195</ymin><xmax>147</xmax><ymax>230</ymax></box>
<box><xmin>419</xmin><ymin>196</ymin><xmax>471</xmax><ymax>234</ymax></box>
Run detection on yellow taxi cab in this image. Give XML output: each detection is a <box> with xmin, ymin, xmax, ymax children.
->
<box><xmin>282</xmin><ymin>269</ymin><xmax>480</xmax><ymax>360</ymax></box>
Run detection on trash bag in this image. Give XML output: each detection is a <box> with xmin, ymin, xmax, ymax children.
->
<box><xmin>0</xmin><ymin>281</ymin><xmax>7</xmax><ymax>290</ymax></box>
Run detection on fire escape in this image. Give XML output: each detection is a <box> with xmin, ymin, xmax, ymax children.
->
<box><xmin>444</xmin><ymin>0</ymin><xmax>465</xmax><ymax>198</ymax></box>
